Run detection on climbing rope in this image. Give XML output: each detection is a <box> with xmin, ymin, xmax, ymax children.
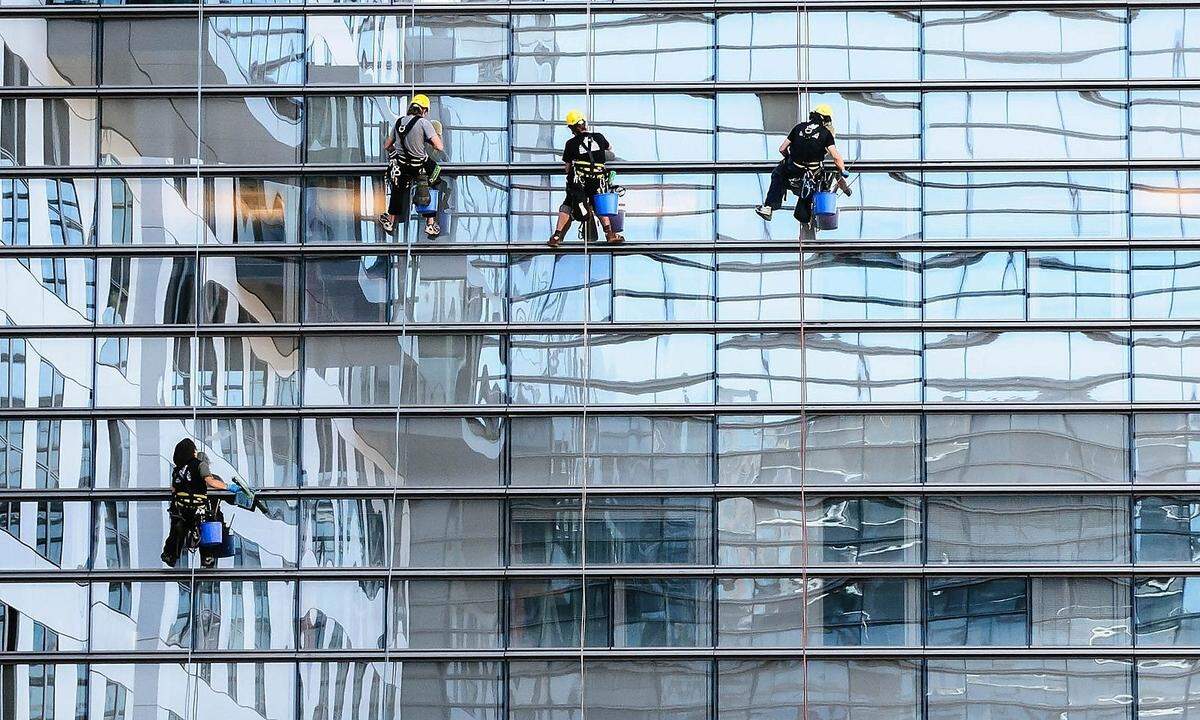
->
<box><xmin>796</xmin><ymin>1</ymin><xmax>812</xmax><ymax>718</ymax></box>
<box><xmin>578</xmin><ymin>0</ymin><xmax>592</xmax><ymax>707</ymax></box>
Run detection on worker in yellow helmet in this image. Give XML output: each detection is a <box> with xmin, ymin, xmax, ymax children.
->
<box><xmin>379</xmin><ymin>93</ymin><xmax>445</xmax><ymax>237</ymax></box>
<box><xmin>755</xmin><ymin>102</ymin><xmax>851</xmax><ymax>228</ymax></box>
<box><xmin>548</xmin><ymin>110</ymin><xmax>624</xmax><ymax>247</ymax></box>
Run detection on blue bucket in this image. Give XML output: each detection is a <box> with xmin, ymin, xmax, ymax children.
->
<box><xmin>813</xmin><ymin>191</ymin><xmax>838</xmax><ymax>217</ymax></box>
<box><xmin>592</xmin><ymin>192</ymin><xmax>619</xmax><ymax>217</ymax></box>
<box><xmin>216</xmin><ymin>531</ymin><xmax>238</xmax><ymax>559</ymax></box>
<box><xmin>815</xmin><ymin>212</ymin><xmax>839</xmax><ymax>230</ymax></box>
<box><xmin>609</xmin><ymin>209</ymin><xmax>626</xmax><ymax>234</ymax></box>
<box><xmin>199</xmin><ymin>521</ymin><xmax>224</xmax><ymax>548</ymax></box>
<box><xmin>414</xmin><ymin>188</ymin><xmax>439</xmax><ymax>215</ymax></box>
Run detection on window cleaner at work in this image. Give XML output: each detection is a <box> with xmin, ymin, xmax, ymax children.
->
<box><xmin>161</xmin><ymin>439</ymin><xmax>228</xmax><ymax>568</ymax></box>
<box><xmin>755</xmin><ymin>103</ymin><xmax>852</xmax><ymax>230</ymax></box>
<box><xmin>548</xmin><ymin>110</ymin><xmax>625</xmax><ymax>247</ymax></box>
<box><xmin>379</xmin><ymin>93</ymin><xmax>445</xmax><ymax>237</ymax></box>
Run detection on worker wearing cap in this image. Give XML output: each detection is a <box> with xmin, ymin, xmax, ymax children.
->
<box><xmin>755</xmin><ymin>103</ymin><xmax>852</xmax><ymax>225</ymax></box>
<box><xmin>379</xmin><ymin>93</ymin><xmax>445</xmax><ymax>237</ymax></box>
<box><xmin>548</xmin><ymin>110</ymin><xmax>624</xmax><ymax>247</ymax></box>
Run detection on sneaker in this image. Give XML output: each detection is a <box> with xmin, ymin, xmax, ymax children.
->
<box><xmin>377</xmin><ymin>214</ymin><xmax>395</xmax><ymax>234</ymax></box>
<box><xmin>754</xmin><ymin>205</ymin><xmax>773</xmax><ymax>221</ymax></box>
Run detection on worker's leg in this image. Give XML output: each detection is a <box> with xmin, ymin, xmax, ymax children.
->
<box><xmin>794</xmin><ymin>195</ymin><xmax>814</xmax><ymax>225</ymax></box>
<box><xmin>160</xmin><ymin>510</ymin><xmax>187</xmax><ymax>567</ymax></box>
<box><xmin>763</xmin><ymin>160</ymin><xmax>796</xmax><ymax>210</ymax></box>
<box><xmin>598</xmin><ymin>212</ymin><xmax>624</xmax><ymax>244</ymax></box>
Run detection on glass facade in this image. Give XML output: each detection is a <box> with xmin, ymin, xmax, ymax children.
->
<box><xmin>1</xmin><ymin>2</ymin><xmax>1199</xmax><ymax>719</ymax></box>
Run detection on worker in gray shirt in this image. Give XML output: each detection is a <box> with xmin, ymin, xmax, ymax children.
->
<box><xmin>379</xmin><ymin>93</ymin><xmax>445</xmax><ymax>237</ymax></box>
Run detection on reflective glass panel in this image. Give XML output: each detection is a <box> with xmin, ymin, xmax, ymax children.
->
<box><xmin>299</xmin><ymin>497</ymin><xmax>390</xmax><ymax>567</ymax></box>
<box><xmin>1132</xmin><ymin>172</ymin><xmax>1200</xmax><ymax>241</ymax></box>
<box><xmin>1134</xmin><ymin>251</ymin><xmax>1200</xmax><ymax>319</ymax></box>
<box><xmin>1137</xmin><ymin>577</ymin><xmax>1200</xmax><ymax>645</ymax></box>
<box><xmin>1031</xmin><ymin>577</ymin><xmax>1131</xmax><ymax>647</ymax></box>
<box><xmin>0</xmin><ymin>19</ymin><xmax>94</xmax><ymax>87</ymax></box>
<box><xmin>1135</xmin><ymin>413</ymin><xmax>1200</xmax><ymax>485</ymax></box>
<box><xmin>0</xmin><ymin>256</ymin><xmax>93</xmax><ymax>325</ymax></box>
<box><xmin>395</xmin><ymin>254</ymin><xmax>506</xmax><ymax>324</ymax></box>
<box><xmin>201</xmin><ymin>255</ymin><xmax>299</xmax><ymax>324</ymax></box>
<box><xmin>804</xmin><ymin>251</ymin><xmax>921</xmax><ymax>321</ymax></box>
<box><xmin>389</xmin><ymin>579</ymin><xmax>500</xmax><ymax>649</ymax></box>
<box><xmin>1135</xmin><ymin>496</ymin><xmax>1200</xmax><ymax>563</ymax></box>
<box><xmin>202</xmin><ymin>176</ymin><xmax>301</xmax><ymax>245</ymax></box>
<box><xmin>926</xmin><ymin>659</ymin><xmax>1132</xmax><ymax>718</ymax></box>
<box><xmin>591</xmin><ymin>13</ymin><xmax>713</xmax><ymax>83</ymax></box>
<box><xmin>922</xmin><ymin>251</ymin><xmax>1025</xmax><ymax>320</ymax></box>
<box><xmin>202</xmin><ymin>16</ymin><xmax>304</xmax><ymax>85</ymax></box>
<box><xmin>0</xmin><ymin>582</ymin><xmax>87</xmax><ymax>650</ymax></box>
<box><xmin>586</xmin><ymin>496</ymin><xmax>711</xmax><ymax>565</ymax></box>
<box><xmin>201</xmin><ymin>96</ymin><xmax>302</xmax><ymax>166</ymax></box>
<box><xmin>927</xmin><ymin>576</ymin><xmax>1028</xmax><ymax>646</ymax></box>
<box><xmin>1132</xmin><ymin>91</ymin><xmax>1200</xmax><ymax>159</ymax></box>
<box><xmin>720</xmin><ymin>660</ymin><xmax>921</xmax><ymax>720</ymax></box>
<box><xmin>1130</xmin><ymin>8</ymin><xmax>1200</xmax><ymax>78</ymax></box>
<box><xmin>299</xmin><ymin>579</ymin><xmax>385</xmax><ymax>650</ymax></box>
<box><xmin>0</xmin><ymin>500</ymin><xmax>88</xmax><ymax>570</ymax></box>
<box><xmin>393</xmin><ymin>498</ymin><xmax>500</xmax><ymax>568</ymax></box>
<box><xmin>1134</xmin><ymin>331</ymin><xmax>1200</xmax><ymax>402</ymax></box>
<box><xmin>1028</xmin><ymin>250</ymin><xmax>1130</xmax><ymax>320</ymax></box>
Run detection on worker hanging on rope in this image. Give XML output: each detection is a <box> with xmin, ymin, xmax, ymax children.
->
<box><xmin>379</xmin><ymin>93</ymin><xmax>446</xmax><ymax>238</ymax></box>
<box><xmin>547</xmin><ymin>110</ymin><xmax>625</xmax><ymax>247</ymax></box>
<box><xmin>755</xmin><ymin>103</ymin><xmax>852</xmax><ymax>230</ymax></box>
<box><xmin>161</xmin><ymin>439</ymin><xmax>228</xmax><ymax>568</ymax></box>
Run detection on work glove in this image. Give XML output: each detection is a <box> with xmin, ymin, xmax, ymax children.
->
<box><xmin>431</xmin><ymin>120</ymin><xmax>443</xmax><ymax>136</ymax></box>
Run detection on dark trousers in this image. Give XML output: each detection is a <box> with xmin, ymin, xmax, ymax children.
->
<box><xmin>763</xmin><ymin>160</ymin><xmax>818</xmax><ymax>222</ymax></box>
<box><xmin>162</xmin><ymin>503</ymin><xmax>216</xmax><ymax>567</ymax></box>
<box><xmin>388</xmin><ymin>159</ymin><xmax>443</xmax><ymax>219</ymax></box>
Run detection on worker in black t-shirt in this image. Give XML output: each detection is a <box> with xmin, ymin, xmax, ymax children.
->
<box><xmin>755</xmin><ymin>103</ymin><xmax>852</xmax><ymax>224</ymax></box>
<box><xmin>547</xmin><ymin>110</ymin><xmax>624</xmax><ymax>247</ymax></box>
<box><xmin>161</xmin><ymin>438</ymin><xmax>228</xmax><ymax>568</ymax></box>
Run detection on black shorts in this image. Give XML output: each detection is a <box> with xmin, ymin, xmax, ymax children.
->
<box><xmin>559</xmin><ymin>178</ymin><xmax>604</xmax><ymax>219</ymax></box>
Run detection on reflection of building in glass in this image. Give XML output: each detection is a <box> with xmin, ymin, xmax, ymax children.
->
<box><xmin>3</xmin><ymin>5</ymin><xmax>1200</xmax><ymax>720</ymax></box>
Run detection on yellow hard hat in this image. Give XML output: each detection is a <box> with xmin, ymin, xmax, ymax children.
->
<box><xmin>812</xmin><ymin>103</ymin><xmax>834</xmax><ymax>120</ymax></box>
<box><xmin>410</xmin><ymin>94</ymin><xmax>431</xmax><ymax>110</ymax></box>
<box><xmin>565</xmin><ymin>110</ymin><xmax>586</xmax><ymax>127</ymax></box>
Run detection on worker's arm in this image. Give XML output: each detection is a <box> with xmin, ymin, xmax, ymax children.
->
<box><xmin>204</xmin><ymin>475</ymin><xmax>228</xmax><ymax>491</ymax></box>
<box><xmin>428</xmin><ymin>127</ymin><xmax>445</xmax><ymax>153</ymax></box>
<box><xmin>827</xmin><ymin>144</ymin><xmax>848</xmax><ymax>175</ymax></box>
<box><xmin>778</xmin><ymin>138</ymin><xmax>790</xmax><ymax>157</ymax></box>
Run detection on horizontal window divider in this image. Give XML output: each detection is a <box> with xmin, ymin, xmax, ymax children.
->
<box><xmin>0</xmin><ymin>565</ymin><xmax>1184</xmax><ymax>584</ymax></box>
<box><xmin>0</xmin><ymin>0</ymin><xmax>1193</xmax><ymax>19</ymax></box>
<box><xmin>0</xmin><ymin>647</ymin><xmax>1186</xmax><ymax>665</ymax></box>
<box><xmin>0</xmin><ymin>403</ymin><xmax>1192</xmax><ymax>420</ymax></box>
<box><xmin>2</xmin><ymin>159</ymin><xmax>1198</xmax><ymax>178</ymax></box>
<box><xmin>6</xmin><ymin>78</ymin><xmax>1200</xmax><ymax>98</ymax></box>
<box><xmin>0</xmin><ymin>320</ymin><xmax>1179</xmax><ymax>336</ymax></box>
<box><xmin>0</xmin><ymin>483</ymin><xmax>1193</xmax><ymax>502</ymax></box>
<box><xmin>0</xmin><ymin>239</ymin><xmax>1194</xmax><ymax>257</ymax></box>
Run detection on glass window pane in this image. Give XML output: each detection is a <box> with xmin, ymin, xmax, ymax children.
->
<box><xmin>720</xmin><ymin>659</ymin><xmax>921</xmax><ymax>720</ymax></box>
<box><xmin>300</xmin><ymin>417</ymin><xmax>396</xmax><ymax>488</ymax></box>
<box><xmin>512</xmin><ymin>14</ymin><xmax>586</xmax><ymax>84</ymax></box>
<box><xmin>718</xmin><ymin>414</ymin><xmax>920</xmax><ymax>486</ymax></box>
<box><xmin>298</xmin><ymin>579</ymin><xmax>385</xmax><ymax>650</ymax></box>
<box><xmin>1130</xmin><ymin>8</ymin><xmax>1200</xmax><ymax>78</ymax></box>
<box><xmin>202</xmin><ymin>96</ymin><xmax>302</xmax><ymax>166</ymax></box>
<box><xmin>389</xmin><ymin>579</ymin><xmax>500</xmax><ymax>649</ymax></box>
<box><xmin>1132</xmin><ymin>90</ymin><xmax>1200</xmax><ymax>159</ymax></box>
<box><xmin>808</xmin><ymin>577</ymin><xmax>922</xmax><ymax>647</ymax></box>
<box><xmin>305</xmin><ymin>15</ymin><xmax>402</xmax><ymax>85</ymax></box>
<box><xmin>925</xmin><ymin>171</ymin><xmax>1128</xmax><ymax>241</ymax></box>
<box><xmin>927</xmin><ymin>576</ymin><xmax>1028</xmax><ymax>646</ymax></box>
<box><xmin>926</xmin><ymin>659</ymin><xmax>1131</xmax><ymax>718</ymax></box>
<box><xmin>510</xmin><ymin>416</ymin><xmax>711</xmax><ymax>488</ymax></box>
<box><xmin>2</xmin><ymin>418</ymin><xmax>90</xmax><ymax>489</ymax></box>
<box><xmin>717</xmin><ymin>92</ymin><xmax>920</xmax><ymax>162</ymax></box>
<box><xmin>195</xmin><ymin>580</ymin><xmax>296</xmax><ymax>650</ymax></box>
<box><xmin>300</xmin><ymin>497</ymin><xmax>390</xmax><ymax>567</ymax></box>
<box><xmin>1134</xmin><ymin>251</ymin><xmax>1200</xmax><ymax>319</ymax></box>
<box><xmin>586</xmin><ymin>496</ymin><xmax>711</xmax><ymax>565</ymax></box>
<box><xmin>717</xmin><ymin>496</ymin><xmax>921</xmax><ymax>566</ymax></box>
<box><xmin>94</xmin><ymin>663</ymin><xmax>294</xmax><ymax>720</ymax></box>
<box><xmin>1138</xmin><ymin>659</ymin><xmax>1200</xmax><ymax>718</ymax></box>
<box><xmin>1132</xmin><ymin>171</ymin><xmax>1200</xmax><ymax>241</ymax></box>
<box><xmin>196</xmin><ymin>335</ymin><xmax>299</xmax><ymax>408</ymax></box>
<box><xmin>509</xmin><ymin>253</ymin><xmax>610</xmax><ymax>324</ymax></box>
<box><xmin>202</xmin><ymin>176</ymin><xmax>301</xmax><ymax>245</ymax></box>
<box><xmin>925</xmin><ymin>91</ymin><xmax>1128</xmax><ymax>161</ymax></box>
<box><xmin>1028</xmin><ymin>250</ymin><xmax>1130</xmax><ymax>320</ymax></box>
<box><xmin>1031</xmin><ymin>577</ymin><xmax>1131</xmax><ymax>647</ymax></box>
<box><xmin>509</xmin><ymin>661</ymin><xmax>581</xmax><ymax>720</ymax></box>
<box><xmin>303</xmin><ymin>175</ymin><xmax>388</xmax><ymax>245</ymax></box>
<box><xmin>717</xmin><ymin>577</ymin><xmax>804</xmax><ymax>648</ymax></box>
<box><xmin>394</xmin><ymin>498</ymin><xmax>500</xmax><ymax>568</ymax></box>
<box><xmin>582</xmin><ymin>661</ymin><xmax>709</xmax><ymax>720</ymax></box>
<box><xmin>923</xmin><ymin>10</ymin><xmax>1127</xmax><ymax>80</ymax></box>
<box><xmin>715</xmin><ymin>12</ymin><xmax>798</xmax><ymax>82</ymax></box>
<box><xmin>0</xmin><ymin>256</ymin><xmax>94</xmax><ymax>325</ymax></box>
<box><xmin>927</xmin><ymin>494</ymin><xmax>1130</xmax><ymax>564</ymax></box>
<box><xmin>299</xmin><ymin>662</ymin><xmax>391</xmax><ymax>720</ymax></box>
<box><xmin>0</xmin><ymin>582</ymin><xmax>88</xmax><ymax>649</ymax></box>
<box><xmin>1135</xmin><ymin>413</ymin><xmax>1200</xmax><ymax>485</ymax></box>
<box><xmin>395</xmin><ymin>254</ymin><xmax>506</xmax><ymax>324</ymax></box>
<box><xmin>303</xmin><ymin>255</ymin><xmax>390</xmax><ymax>323</ymax></box>
<box><xmin>805</xmin><ymin>332</ymin><xmax>923</xmax><ymax>403</ymax></box>
<box><xmin>925</xmin><ymin>331</ymin><xmax>1132</xmax><ymax>403</ymax></box>
<box><xmin>92</xmin><ymin>578</ymin><xmax>192</xmax><ymax>652</ymax></box>
<box><xmin>717</xmin><ymin>252</ymin><xmax>801</xmax><ymax>322</ymax></box>
<box><xmin>922</xmin><ymin>251</ymin><xmax>1026</xmax><ymax>320</ymax></box>
<box><xmin>1135</xmin><ymin>496</ymin><xmax>1200</xmax><ymax>563</ymax></box>
<box><xmin>406</xmin><ymin>15</ymin><xmax>508</xmax><ymax>84</ymax></box>
<box><xmin>101</xmin><ymin>19</ymin><xmax>197</xmax><ymax>86</ymax></box>
<box><xmin>97</xmin><ymin>176</ymin><xmax>198</xmax><ymax>246</ymax></box>
<box><xmin>805</xmin><ymin>251</ymin><xmax>921</xmax><ymax>321</ymax></box>
<box><xmin>611</xmin><ymin>578</ymin><xmax>711</xmax><ymax>647</ymax></box>
<box><xmin>1135</xmin><ymin>331</ymin><xmax>1200</xmax><ymax>402</ymax></box>
<box><xmin>399</xmin><ymin>416</ymin><xmax>502</xmax><ymax>488</ymax></box>
<box><xmin>2</xmin><ymin>177</ymin><xmax>96</xmax><ymax>247</ymax></box>
<box><xmin>202</xmin><ymin>16</ymin><xmax>303</xmax><ymax>85</ymax></box>
<box><xmin>509</xmin><ymin>579</ymin><xmax>607</xmax><ymax>649</ymax></box>
<box><xmin>1137</xmin><ymin>577</ymin><xmax>1200</xmax><ymax>645</ymax></box>
<box><xmin>511</xmin><ymin>333</ymin><xmax>714</xmax><ymax>405</ymax></box>
<box><xmin>93</xmin><ymin>417</ymin><xmax>191</xmax><ymax>488</ymax></box>
<box><xmin>195</xmin><ymin>416</ymin><xmax>298</xmax><ymax>489</ymax></box>
<box><xmin>593</xmin><ymin>94</ymin><xmax>714</xmax><ymax>163</ymax></box>
<box><xmin>807</xmin><ymin>12</ymin><xmax>920</xmax><ymax>81</ymax></box>
<box><xmin>925</xmin><ymin>414</ymin><xmax>1129</xmax><ymax>486</ymax></box>
<box><xmin>96</xmin><ymin>256</ymin><xmax>195</xmax><ymax>325</ymax></box>
<box><xmin>202</xmin><ymin>255</ymin><xmax>299</xmax><ymax>324</ymax></box>
<box><xmin>302</xmin><ymin>335</ymin><xmax>399</xmax><ymax>406</ymax></box>
<box><xmin>101</xmin><ymin>97</ymin><xmax>196</xmax><ymax>166</ymax></box>
<box><xmin>4</xmin><ymin>98</ymin><xmax>94</xmax><ymax>167</ymax></box>
<box><xmin>1</xmin><ymin>19</ymin><xmax>94</xmax><ymax>87</ymax></box>
<box><xmin>510</xmin><ymin>497</ymin><xmax>581</xmax><ymax>566</ymax></box>
<box><xmin>608</xmin><ymin>173</ymin><xmax>715</xmax><ymax>244</ymax></box>
<box><xmin>0</xmin><ymin>500</ymin><xmax>88</xmax><ymax>570</ymax></box>
<box><xmin>591</xmin><ymin>13</ymin><xmax>713</xmax><ymax>83</ymax></box>
<box><xmin>612</xmin><ymin>253</ymin><xmax>714</xmax><ymax>323</ymax></box>
<box><xmin>398</xmin><ymin>334</ymin><xmax>506</xmax><ymax>406</ymax></box>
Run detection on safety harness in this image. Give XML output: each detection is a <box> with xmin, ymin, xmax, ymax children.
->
<box><xmin>170</xmin><ymin>465</ymin><xmax>208</xmax><ymax>509</ymax></box>
<box><xmin>387</xmin><ymin>115</ymin><xmax>429</xmax><ymax>185</ymax></box>
<box><xmin>569</xmin><ymin>133</ymin><xmax>609</xmax><ymax>185</ymax></box>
